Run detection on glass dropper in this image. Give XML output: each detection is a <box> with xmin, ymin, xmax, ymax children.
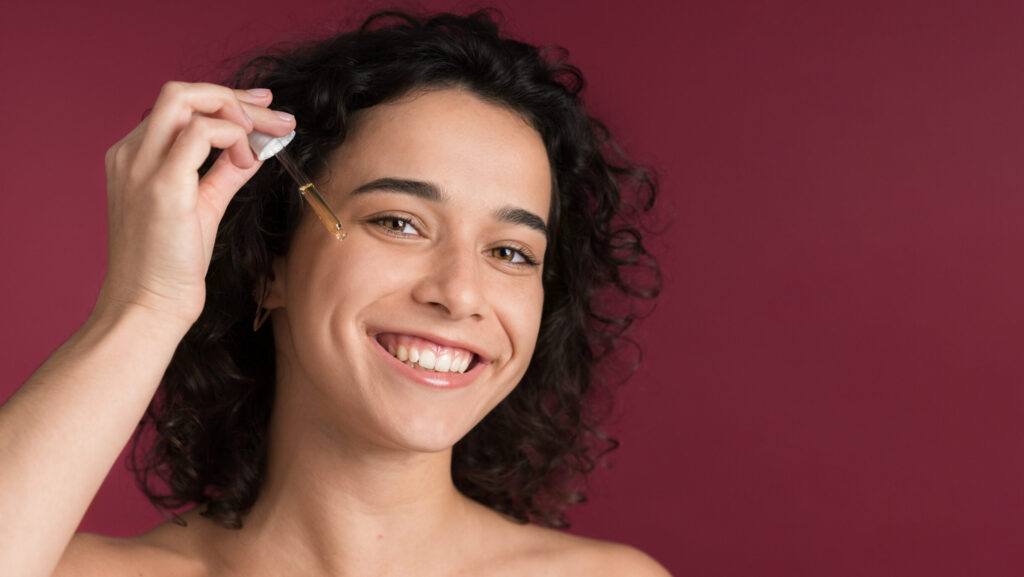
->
<box><xmin>248</xmin><ymin>130</ymin><xmax>347</xmax><ymax>240</ymax></box>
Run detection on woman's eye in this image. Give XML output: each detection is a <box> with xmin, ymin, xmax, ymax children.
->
<box><xmin>374</xmin><ymin>216</ymin><xmax>420</xmax><ymax>235</ymax></box>
<box><xmin>490</xmin><ymin>246</ymin><xmax>535</xmax><ymax>266</ymax></box>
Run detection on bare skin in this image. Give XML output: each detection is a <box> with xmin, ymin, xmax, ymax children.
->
<box><xmin>59</xmin><ymin>504</ymin><xmax>669</xmax><ymax>577</ymax></box>
<box><xmin>2</xmin><ymin>84</ymin><xmax>670</xmax><ymax>577</ymax></box>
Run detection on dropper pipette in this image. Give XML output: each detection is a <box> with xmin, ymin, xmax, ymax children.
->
<box><xmin>248</xmin><ymin>130</ymin><xmax>347</xmax><ymax>240</ymax></box>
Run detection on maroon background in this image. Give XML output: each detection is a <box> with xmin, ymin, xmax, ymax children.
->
<box><xmin>4</xmin><ymin>0</ymin><xmax>1024</xmax><ymax>575</ymax></box>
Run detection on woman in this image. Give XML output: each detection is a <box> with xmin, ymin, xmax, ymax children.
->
<box><xmin>0</xmin><ymin>10</ymin><xmax>665</xmax><ymax>576</ymax></box>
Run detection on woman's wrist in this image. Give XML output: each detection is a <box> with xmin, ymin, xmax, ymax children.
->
<box><xmin>85</xmin><ymin>293</ymin><xmax>196</xmax><ymax>351</ymax></box>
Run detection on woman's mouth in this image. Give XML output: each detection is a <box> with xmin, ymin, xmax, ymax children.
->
<box><xmin>375</xmin><ymin>333</ymin><xmax>479</xmax><ymax>374</ymax></box>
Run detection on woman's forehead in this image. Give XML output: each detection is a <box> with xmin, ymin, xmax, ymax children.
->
<box><xmin>326</xmin><ymin>89</ymin><xmax>551</xmax><ymax>207</ymax></box>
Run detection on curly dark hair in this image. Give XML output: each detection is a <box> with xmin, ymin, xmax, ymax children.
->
<box><xmin>131</xmin><ymin>9</ymin><xmax>660</xmax><ymax>530</ymax></box>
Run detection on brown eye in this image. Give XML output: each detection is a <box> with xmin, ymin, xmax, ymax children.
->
<box><xmin>491</xmin><ymin>247</ymin><xmax>517</xmax><ymax>261</ymax></box>
<box><xmin>383</xmin><ymin>217</ymin><xmax>406</xmax><ymax>230</ymax></box>
<box><xmin>372</xmin><ymin>215</ymin><xmax>419</xmax><ymax>235</ymax></box>
<box><xmin>490</xmin><ymin>246</ymin><xmax>536</xmax><ymax>266</ymax></box>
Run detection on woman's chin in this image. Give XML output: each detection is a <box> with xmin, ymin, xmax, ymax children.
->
<box><xmin>382</xmin><ymin>418</ymin><xmax>476</xmax><ymax>455</ymax></box>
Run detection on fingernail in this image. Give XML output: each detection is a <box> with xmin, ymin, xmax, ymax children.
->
<box><xmin>275</xmin><ymin>110</ymin><xmax>295</xmax><ymax>123</ymax></box>
<box><xmin>246</xmin><ymin>88</ymin><xmax>271</xmax><ymax>98</ymax></box>
<box><xmin>243</xmin><ymin>109</ymin><xmax>253</xmax><ymax>127</ymax></box>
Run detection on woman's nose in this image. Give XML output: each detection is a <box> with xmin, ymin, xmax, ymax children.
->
<box><xmin>410</xmin><ymin>243</ymin><xmax>486</xmax><ymax>320</ymax></box>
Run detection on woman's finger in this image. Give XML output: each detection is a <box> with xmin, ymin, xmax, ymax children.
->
<box><xmin>165</xmin><ymin>115</ymin><xmax>253</xmax><ymax>171</ymax></box>
<box><xmin>150</xmin><ymin>81</ymin><xmax>252</xmax><ymax>131</ymax></box>
<box><xmin>196</xmin><ymin>151</ymin><xmax>261</xmax><ymax>236</ymax></box>
<box><xmin>155</xmin><ymin>116</ymin><xmax>254</xmax><ymax>204</ymax></box>
<box><xmin>241</xmin><ymin>101</ymin><xmax>297</xmax><ymax>137</ymax></box>
<box><xmin>235</xmin><ymin>87</ymin><xmax>273</xmax><ymax>105</ymax></box>
<box><xmin>135</xmin><ymin>82</ymin><xmax>254</xmax><ymax>167</ymax></box>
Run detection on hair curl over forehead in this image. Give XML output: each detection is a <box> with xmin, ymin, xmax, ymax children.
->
<box><xmin>132</xmin><ymin>9</ymin><xmax>660</xmax><ymax>530</ymax></box>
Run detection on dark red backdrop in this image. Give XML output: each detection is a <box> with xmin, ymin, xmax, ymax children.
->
<box><xmin>4</xmin><ymin>1</ymin><xmax>1024</xmax><ymax>575</ymax></box>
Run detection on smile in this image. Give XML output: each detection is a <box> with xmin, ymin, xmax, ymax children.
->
<box><xmin>375</xmin><ymin>333</ymin><xmax>479</xmax><ymax>374</ymax></box>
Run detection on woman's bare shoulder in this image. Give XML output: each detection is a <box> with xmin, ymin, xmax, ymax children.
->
<box><xmin>480</xmin><ymin>514</ymin><xmax>672</xmax><ymax>577</ymax></box>
<box><xmin>533</xmin><ymin>528</ymin><xmax>671</xmax><ymax>577</ymax></box>
<box><xmin>54</xmin><ymin>509</ymin><xmax>670</xmax><ymax>577</ymax></box>
<box><xmin>564</xmin><ymin>537</ymin><xmax>671</xmax><ymax>577</ymax></box>
<box><xmin>53</xmin><ymin>521</ymin><xmax>206</xmax><ymax>577</ymax></box>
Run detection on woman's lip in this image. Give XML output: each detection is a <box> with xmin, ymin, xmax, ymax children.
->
<box><xmin>370</xmin><ymin>334</ymin><xmax>486</xmax><ymax>389</ymax></box>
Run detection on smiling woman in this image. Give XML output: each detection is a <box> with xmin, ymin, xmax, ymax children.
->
<box><xmin>0</xmin><ymin>9</ymin><xmax>664</xmax><ymax>577</ymax></box>
<box><xmin>260</xmin><ymin>89</ymin><xmax>551</xmax><ymax>459</ymax></box>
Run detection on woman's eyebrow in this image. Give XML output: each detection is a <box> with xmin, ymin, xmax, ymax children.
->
<box><xmin>350</xmin><ymin>178</ymin><xmax>448</xmax><ymax>201</ymax></box>
<box><xmin>350</xmin><ymin>177</ymin><xmax>548</xmax><ymax>237</ymax></box>
<box><xmin>494</xmin><ymin>206</ymin><xmax>548</xmax><ymax>238</ymax></box>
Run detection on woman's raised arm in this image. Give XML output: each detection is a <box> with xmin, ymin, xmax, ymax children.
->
<box><xmin>0</xmin><ymin>82</ymin><xmax>295</xmax><ymax>577</ymax></box>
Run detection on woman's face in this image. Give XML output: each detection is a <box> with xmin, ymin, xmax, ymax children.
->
<box><xmin>266</xmin><ymin>88</ymin><xmax>551</xmax><ymax>453</ymax></box>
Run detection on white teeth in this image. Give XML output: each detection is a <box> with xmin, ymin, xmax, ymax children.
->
<box><xmin>381</xmin><ymin>338</ymin><xmax>475</xmax><ymax>373</ymax></box>
<box><xmin>435</xmin><ymin>354</ymin><xmax>452</xmax><ymax>373</ymax></box>
<box><xmin>418</xmin><ymin>350</ymin><xmax>437</xmax><ymax>371</ymax></box>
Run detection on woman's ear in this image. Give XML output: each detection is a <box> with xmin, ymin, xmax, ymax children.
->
<box><xmin>262</xmin><ymin>256</ymin><xmax>288</xmax><ymax>310</ymax></box>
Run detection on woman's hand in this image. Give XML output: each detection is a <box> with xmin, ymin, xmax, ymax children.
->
<box><xmin>0</xmin><ymin>82</ymin><xmax>295</xmax><ymax>577</ymax></box>
<box><xmin>96</xmin><ymin>82</ymin><xmax>295</xmax><ymax>332</ymax></box>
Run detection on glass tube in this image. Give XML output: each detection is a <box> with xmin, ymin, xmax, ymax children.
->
<box><xmin>275</xmin><ymin>149</ymin><xmax>346</xmax><ymax>240</ymax></box>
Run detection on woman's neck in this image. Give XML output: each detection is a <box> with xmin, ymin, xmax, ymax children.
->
<box><xmin>203</xmin><ymin>385</ymin><xmax>484</xmax><ymax>576</ymax></box>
